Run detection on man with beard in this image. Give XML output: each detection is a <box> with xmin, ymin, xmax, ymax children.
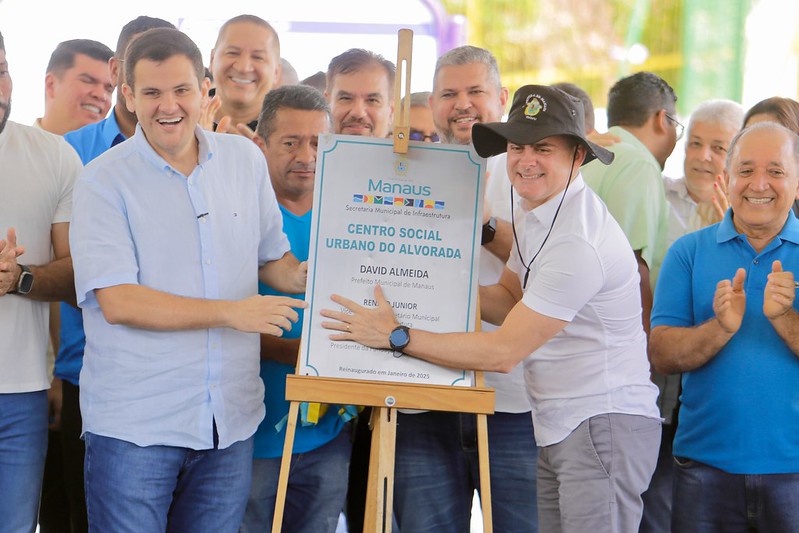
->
<box><xmin>0</xmin><ymin>30</ymin><xmax>83</xmax><ymax>533</ymax></box>
<box><xmin>326</xmin><ymin>48</ymin><xmax>394</xmax><ymax>138</ymax></box>
<box><xmin>387</xmin><ymin>46</ymin><xmax>539</xmax><ymax>533</ymax></box>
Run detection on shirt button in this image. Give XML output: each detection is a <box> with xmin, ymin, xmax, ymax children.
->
<box><xmin>754</xmin><ymin>259</ymin><xmax>759</xmax><ymax>265</ymax></box>
<box><xmin>200</xmin><ymin>217</ymin><xmax>207</xmax><ymax>223</ymax></box>
<box><xmin>205</xmin><ymin>259</ymin><xmax>211</xmax><ymax>265</ymax></box>
<box><xmin>211</xmin><ymin>343</ymin><xmax>219</xmax><ymax>350</ymax></box>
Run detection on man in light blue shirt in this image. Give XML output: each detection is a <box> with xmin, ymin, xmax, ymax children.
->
<box><xmin>58</xmin><ymin>17</ymin><xmax>175</xmax><ymax>532</ymax></box>
<box><xmin>69</xmin><ymin>28</ymin><xmax>306</xmax><ymax>532</ymax></box>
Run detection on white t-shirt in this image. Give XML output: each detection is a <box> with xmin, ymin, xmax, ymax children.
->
<box><xmin>0</xmin><ymin>121</ymin><xmax>81</xmax><ymax>392</ymax></box>
<box><xmin>508</xmin><ymin>173</ymin><xmax>659</xmax><ymax>446</ymax></box>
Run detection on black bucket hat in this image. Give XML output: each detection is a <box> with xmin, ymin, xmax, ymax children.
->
<box><xmin>472</xmin><ymin>85</ymin><xmax>614</xmax><ymax>166</ymax></box>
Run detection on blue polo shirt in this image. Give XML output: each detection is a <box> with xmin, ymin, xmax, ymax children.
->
<box><xmin>253</xmin><ymin>205</ymin><xmax>344</xmax><ymax>458</ymax></box>
<box><xmin>56</xmin><ymin>113</ymin><xmax>127</xmax><ymax>386</ymax></box>
<box><xmin>652</xmin><ymin>210</ymin><xmax>799</xmax><ymax>474</ymax></box>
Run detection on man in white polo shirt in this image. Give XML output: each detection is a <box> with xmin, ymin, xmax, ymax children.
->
<box><xmin>323</xmin><ymin>85</ymin><xmax>661</xmax><ymax>532</ymax></box>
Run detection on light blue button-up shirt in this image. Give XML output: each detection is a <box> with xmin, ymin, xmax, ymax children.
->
<box><xmin>70</xmin><ymin>124</ymin><xmax>290</xmax><ymax>449</ymax></box>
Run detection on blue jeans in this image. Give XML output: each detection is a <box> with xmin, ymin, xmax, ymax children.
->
<box><xmin>241</xmin><ymin>426</ymin><xmax>351</xmax><ymax>533</ymax></box>
<box><xmin>672</xmin><ymin>457</ymin><xmax>799</xmax><ymax>532</ymax></box>
<box><xmin>393</xmin><ymin>410</ymin><xmax>539</xmax><ymax>533</ymax></box>
<box><xmin>0</xmin><ymin>391</ymin><xmax>48</xmax><ymax>533</ymax></box>
<box><xmin>84</xmin><ymin>432</ymin><xmax>253</xmax><ymax>533</ymax></box>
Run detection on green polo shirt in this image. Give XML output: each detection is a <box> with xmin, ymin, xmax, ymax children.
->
<box><xmin>582</xmin><ymin>126</ymin><xmax>669</xmax><ymax>286</ymax></box>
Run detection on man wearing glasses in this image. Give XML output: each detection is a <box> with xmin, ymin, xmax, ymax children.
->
<box><xmin>582</xmin><ymin>72</ymin><xmax>678</xmax><ymax>532</ymax></box>
<box><xmin>583</xmin><ymin>71</ymin><xmax>679</xmax><ymax>337</ymax></box>
<box><xmin>406</xmin><ymin>91</ymin><xmax>439</xmax><ymax>142</ymax></box>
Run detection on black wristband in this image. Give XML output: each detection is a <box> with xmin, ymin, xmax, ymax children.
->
<box><xmin>481</xmin><ymin>216</ymin><xmax>497</xmax><ymax>245</ymax></box>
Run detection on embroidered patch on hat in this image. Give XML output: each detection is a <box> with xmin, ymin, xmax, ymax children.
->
<box><xmin>524</xmin><ymin>94</ymin><xmax>546</xmax><ymax>119</ymax></box>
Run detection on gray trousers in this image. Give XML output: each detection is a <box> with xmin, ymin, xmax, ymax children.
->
<box><xmin>537</xmin><ymin>413</ymin><xmax>661</xmax><ymax>533</ymax></box>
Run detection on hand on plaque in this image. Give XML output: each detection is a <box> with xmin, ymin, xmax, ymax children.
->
<box><xmin>321</xmin><ymin>284</ymin><xmax>399</xmax><ymax>350</ymax></box>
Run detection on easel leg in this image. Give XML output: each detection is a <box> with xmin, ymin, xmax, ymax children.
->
<box><xmin>271</xmin><ymin>401</ymin><xmax>300</xmax><ymax>533</ymax></box>
<box><xmin>364</xmin><ymin>407</ymin><xmax>397</xmax><ymax>533</ymax></box>
<box><xmin>477</xmin><ymin>413</ymin><xmax>493</xmax><ymax>533</ymax></box>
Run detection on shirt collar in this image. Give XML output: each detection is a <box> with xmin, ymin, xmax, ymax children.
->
<box><xmin>716</xmin><ymin>208</ymin><xmax>799</xmax><ymax>245</ymax></box>
<box><xmin>102</xmin><ymin>111</ymin><xmax>126</xmax><ymax>147</ymax></box>
<box><xmin>609</xmin><ymin>126</ymin><xmax>661</xmax><ymax>170</ymax></box>
<box><xmin>665</xmin><ymin>176</ymin><xmax>696</xmax><ymax>204</ymax></box>
<box><xmin>132</xmin><ymin>123</ymin><xmax>214</xmax><ymax>175</ymax></box>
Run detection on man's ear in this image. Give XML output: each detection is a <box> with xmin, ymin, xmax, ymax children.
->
<box><xmin>499</xmin><ymin>86</ymin><xmax>509</xmax><ymax>109</ymax></box>
<box><xmin>44</xmin><ymin>72</ymin><xmax>57</xmax><ymax>100</ymax></box>
<box><xmin>109</xmin><ymin>57</ymin><xmax>120</xmax><ymax>87</ymax></box>
<box><xmin>121</xmin><ymin>83</ymin><xmax>135</xmax><ymax>114</ymax></box>
<box><xmin>652</xmin><ymin>109</ymin><xmax>669</xmax><ymax>135</ymax></box>
<box><xmin>252</xmin><ymin>133</ymin><xmax>267</xmax><ymax>154</ymax></box>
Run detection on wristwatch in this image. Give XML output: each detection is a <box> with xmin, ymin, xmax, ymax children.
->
<box><xmin>12</xmin><ymin>264</ymin><xmax>34</xmax><ymax>295</ymax></box>
<box><xmin>389</xmin><ymin>325</ymin><xmax>411</xmax><ymax>353</ymax></box>
<box><xmin>481</xmin><ymin>216</ymin><xmax>497</xmax><ymax>245</ymax></box>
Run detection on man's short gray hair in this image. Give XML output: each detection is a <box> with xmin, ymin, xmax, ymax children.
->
<box><xmin>726</xmin><ymin>121</ymin><xmax>799</xmax><ymax>171</ymax></box>
<box><xmin>433</xmin><ymin>46</ymin><xmax>501</xmax><ymax>91</ymax></box>
<box><xmin>687</xmin><ymin>99</ymin><xmax>744</xmax><ymax>139</ymax></box>
<box><xmin>404</xmin><ymin>91</ymin><xmax>431</xmax><ymax>109</ymax></box>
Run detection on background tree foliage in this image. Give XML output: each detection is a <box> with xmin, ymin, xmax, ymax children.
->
<box><xmin>441</xmin><ymin>0</ymin><xmax>747</xmax><ymax>117</ymax></box>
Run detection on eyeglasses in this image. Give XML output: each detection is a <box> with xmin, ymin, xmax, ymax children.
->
<box><xmin>409</xmin><ymin>129</ymin><xmax>440</xmax><ymax>142</ymax></box>
<box><xmin>665</xmin><ymin>112</ymin><xmax>684</xmax><ymax>141</ymax></box>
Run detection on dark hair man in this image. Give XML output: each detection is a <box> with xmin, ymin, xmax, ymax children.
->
<box><xmin>38</xmin><ymin>39</ymin><xmax>113</xmax><ymax>135</ymax></box>
<box><xmin>69</xmin><ymin>28</ymin><xmax>306</xmax><ymax>531</ymax></box>
<box><xmin>209</xmin><ymin>15</ymin><xmax>281</xmax><ymax>132</ymax></box>
<box><xmin>325</xmin><ymin>48</ymin><xmax>394</xmax><ymax>137</ymax></box>
<box><xmin>53</xmin><ymin>17</ymin><xmax>176</xmax><ymax>532</ymax></box>
<box><xmin>240</xmin><ymin>85</ymin><xmax>348</xmax><ymax>533</ymax></box>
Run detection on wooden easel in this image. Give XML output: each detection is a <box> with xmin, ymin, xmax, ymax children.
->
<box><xmin>271</xmin><ymin>30</ymin><xmax>496</xmax><ymax>533</ymax></box>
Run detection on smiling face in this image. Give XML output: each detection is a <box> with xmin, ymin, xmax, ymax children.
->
<box><xmin>430</xmin><ymin>62</ymin><xmax>507</xmax><ymax>145</ymax></box>
<box><xmin>327</xmin><ymin>64</ymin><xmax>392</xmax><ymax>137</ymax></box>
<box><xmin>506</xmin><ymin>135</ymin><xmax>586</xmax><ymax>210</ymax></box>
<box><xmin>123</xmin><ymin>54</ymin><xmax>208</xmax><ymax>168</ymax></box>
<box><xmin>210</xmin><ymin>21</ymin><xmax>280</xmax><ymax>118</ymax></box>
<box><xmin>0</xmin><ymin>48</ymin><xmax>12</xmax><ymax>135</ymax></box>
<box><xmin>728</xmin><ymin>126</ymin><xmax>799</xmax><ymax>239</ymax></box>
<box><xmin>45</xmin><ymin>53</ymin><xmax>113</xmax><ymax>133</ymax></box>
<box><xmin>683</xmin><ymin>120</ymin><xmax>738</xmax><ymax>202</ymax></box>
